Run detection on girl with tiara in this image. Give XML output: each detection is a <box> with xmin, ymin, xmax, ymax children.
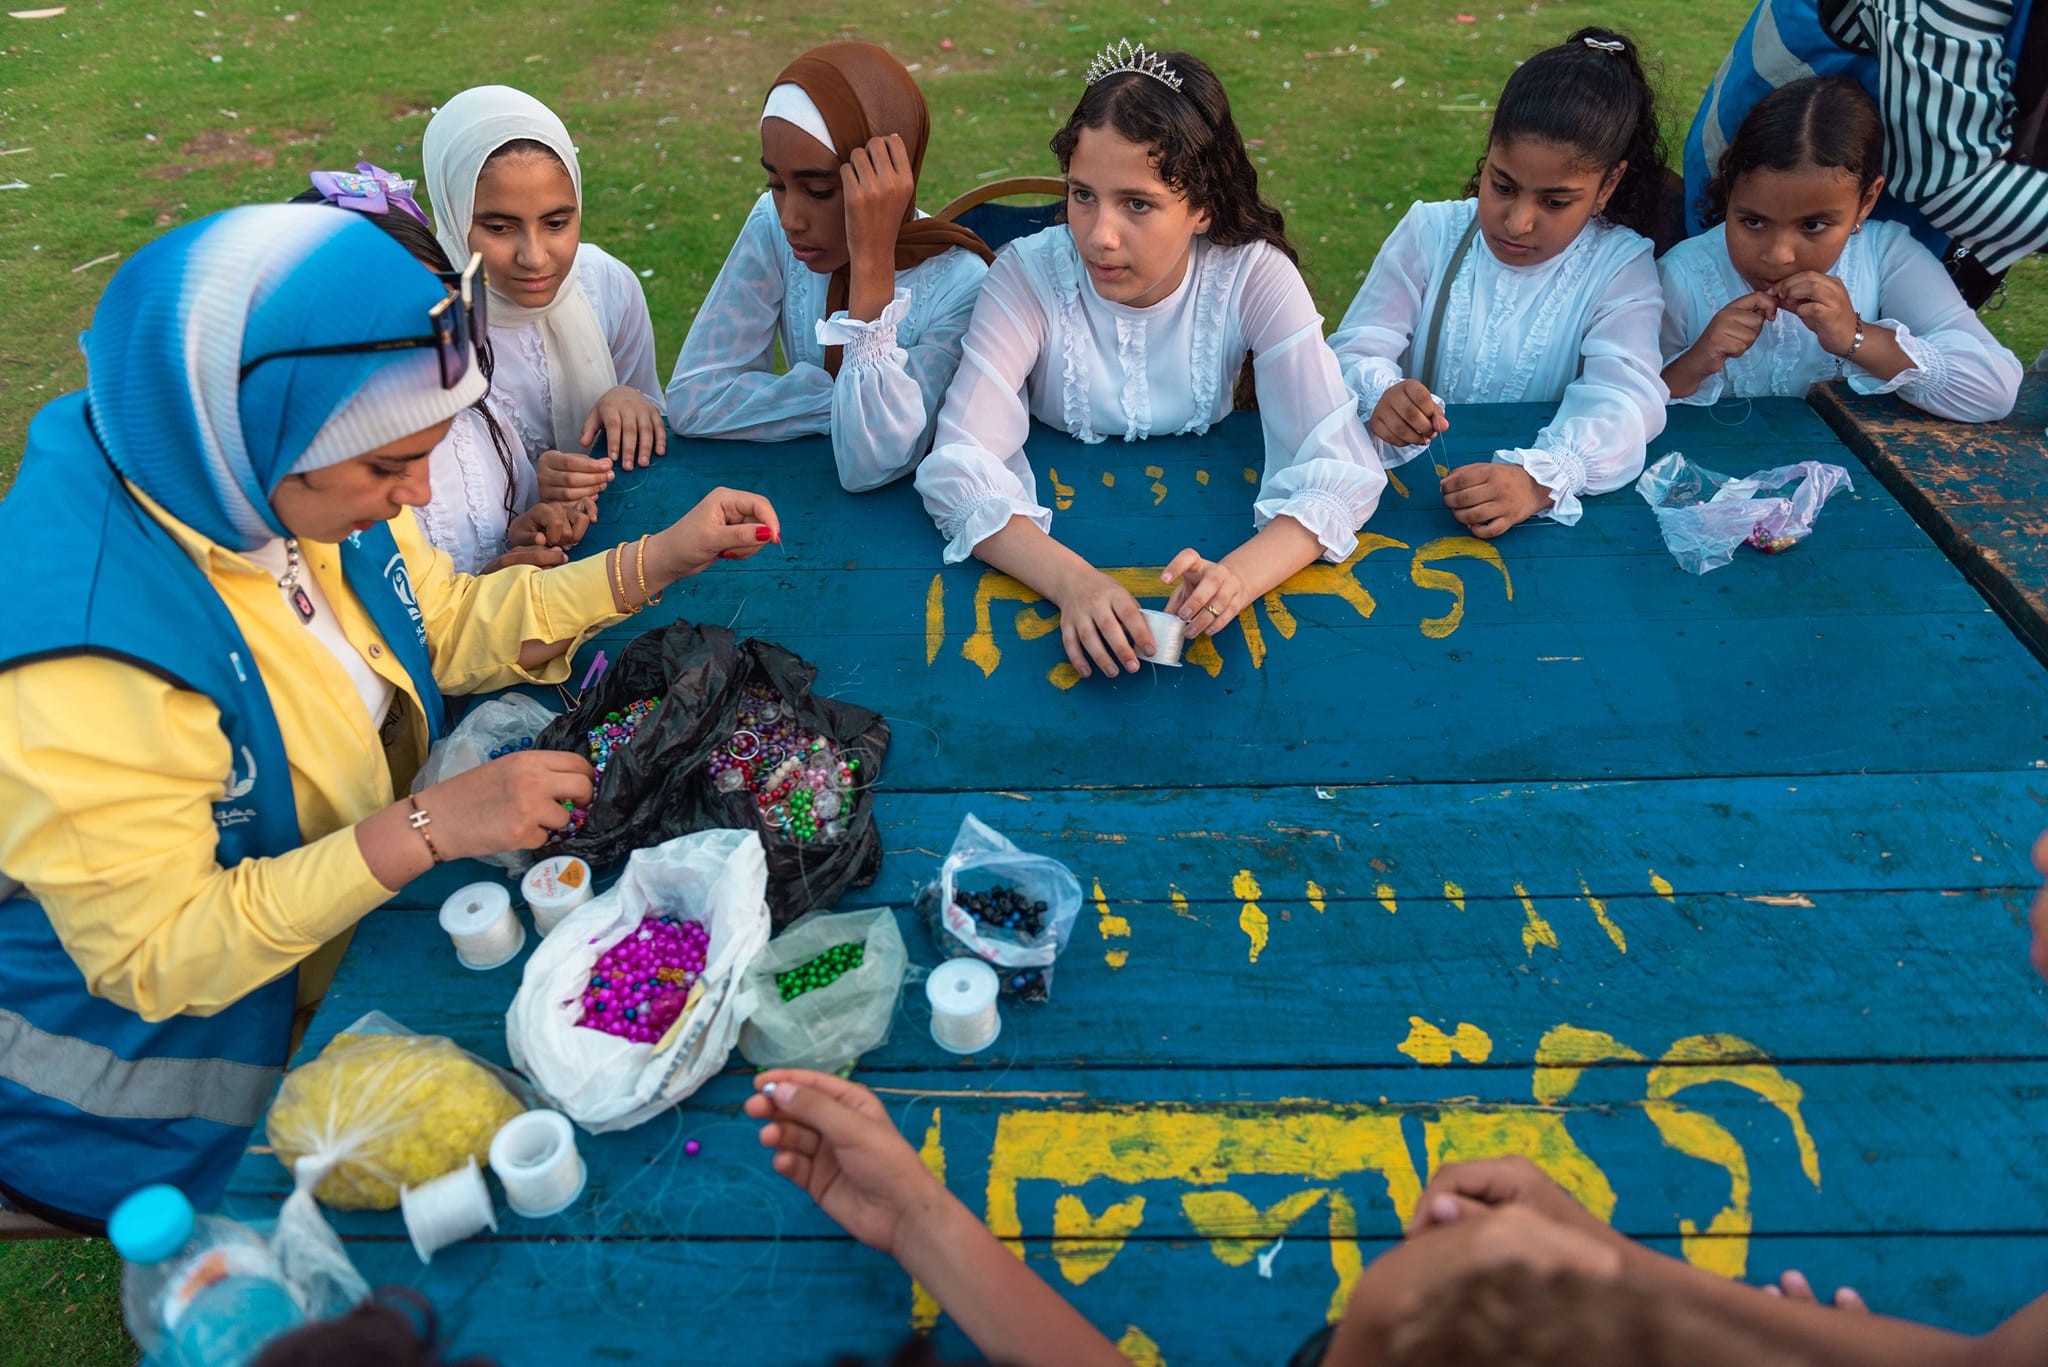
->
<box><xmin>1659</xmin><ymin>78</ymin><xmax>2021</xmax><ymax>420</ymax></box>
<box><xmin>422</xmin><ymin>87</ymin><xmax>667</xmax><ymax>510</ymax></box>
<box><xmin>668</xmin><ymin>42</ymin><xmax>996</xmax><ymax>491</ymax></box>
<box><xmin>300</xmin><ymin>165</ymin><xmax>597</xmax><ymax>575</ymax></box>
<box><xmin>1329</xmin><ymin>29</ymin><xmax>1669</xmax><ymax>539</ymax></box>
<box><xmin>914</xmin><ymin>42</ymin><xmax>1387</xmax><ymax>681</ymax></box>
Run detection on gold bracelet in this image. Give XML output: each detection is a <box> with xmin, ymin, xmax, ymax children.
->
<box><xmin>635</xmin><ymin>534</ymin><xmax>663</xmax><ymax>607</ymax></box>
<box><xmin>405</xmin><ymin>795</ymin><xmax>444</xmax><ymax>863</ymax></box>
<box><xmin>609</xmin><ymin>545</ymin><xmax>633</xmax><ymax>613</ymax></box>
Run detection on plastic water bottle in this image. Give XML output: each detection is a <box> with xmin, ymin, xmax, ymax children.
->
<box><xmin>108</xmin><ymin>1185</ymin><xmax>306</xmax><ymax>1367</ymax></box>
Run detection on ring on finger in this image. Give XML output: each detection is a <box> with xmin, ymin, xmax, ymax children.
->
<box><xmin>1201</xmin><ymin>603</ymin><xmax>1223</xmax><ymax>618</ymax></box>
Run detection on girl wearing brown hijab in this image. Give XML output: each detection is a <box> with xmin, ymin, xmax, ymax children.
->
<box><xmin>666</xmin><ymin>42</ymin><xmax>995</xmax><ymax>492</ymax></box>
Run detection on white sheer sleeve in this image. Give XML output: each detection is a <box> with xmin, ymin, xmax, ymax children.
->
<box><xmin>1237</xmin><ymin>245</ymin><xmax>1388</xmax><ymax>561</ymax></box>
<box><xmin>1854</xmin><ymin>224</ymin><xmax>2023</xmax><ymax>421</ymax></box>
<box><xmin>1497</xmin><ymin>241</ymin><xmax>1668</xmax><ymax>525</ymax></box>
<box><xmin>581</xmin><ymin>245</ymin><xmax>662</xmax><ymax>407</ymax></box>
<box><xmin>914</xmin><ymin>249</ymin><xmax>1053</xmax><ymax>563</ymax></box>
<box><xmin>1656</xmin><ymin>245</ymin><xmax>1727</xmax><ymax>408</ymax></box>
<box><xmin>665</xmin><ymin>194</ymin><xmax>833</xmax><ymax>441</ymax></box>
<box><xmin>1329</xmin><ymin>201</ymin><xmax>1438</xmax><ymax>467</ymax></box>
<box><xmin>816</xmin><ymin>249</ymin><xmax>989</xmax><ymax>492</ymax></box>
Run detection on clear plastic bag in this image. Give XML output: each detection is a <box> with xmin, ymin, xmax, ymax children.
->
<box><xmin>410</xmin><ymin>695</ymin><xmax>561</xmax><ymax>874</ymax></box>
<box><xmin>915</xmin><ymin>815</ymin><xmax>1084</xmax><ymax>1002</ymax></box>
<box><xmin>506</xmin><ymin>829</ymin><xmax>772</xmax><ymax>1132</ymax></box>
<box><xmin>1636</xmin><ymin>453</ymin><xmax>1854</xmax><ymax>574</ymax></box>
<box><xmin>737</xmin><ymin>907</ymin><xmax>908</xmax><ymax>1072</ymax></box>
<box><xmin>265</xmin><ymin>1013</ymin><xmax>527</xmax><ymax>1317</ymax></box>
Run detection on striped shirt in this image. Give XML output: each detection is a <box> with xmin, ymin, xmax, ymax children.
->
<box><xmin>1824</xmin><ymin>0</ymin><xmax>2045</xmax><ymax>273</ymax></box>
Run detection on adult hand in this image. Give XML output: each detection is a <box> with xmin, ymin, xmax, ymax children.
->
<box><xmin>579</xmin><ymin>386</ymin><xmax>668</xmax><ymax>469</ymax></box>
<box><xmin>1688</xmin><ymin>290</ymin><xmax>1778</xmax><ymax>375</ymax></box>
<box><xmin>1052</xmin><ymin>567</ymin><xmax>1153</xmax><ymax>678</ymax></box>
<box><xmin>1441</xmin><ymin>462</ymin><xmax>1552</xmax><ymax>539</ymax></box>
<box><xmin>647</xmin><ymin>487</ymin><xmax>781</xmax><ymax>581</ymax></box>
<box><xmin>743</xmin><ymin>1070</ymin><xmax>954</xmax><ymax>1256</ymax></box>
<box><xmin>414</xmin><ymin>750</ymin><xmax>593</xmax><ymax>859</ymax></box>
<box><xmin>1370</xmin><ymin>379</ymin><xmax>1448</xmax><ymax>448</ymax></box>
<box><xmin>1772</xmin><ymin>272</ymin><xmax>1859</xmax><ymax>357</ymax></box>
<box><xmin>537</xmin><ymin>449</ymin><xmax>614</xmax><ymax>504</ymax></box>
<box><xmin>1161</xmin><ymin>549</ymin><xmax>1250</xmax><ymax>636</ymax></box>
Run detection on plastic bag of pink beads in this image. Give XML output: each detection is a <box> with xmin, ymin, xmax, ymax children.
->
<box><xmin>506</xmin><ymin>828</ymin><xmax>772</xmax><ymax>1133</ymax></box>
<box><xmin>1636</xmin><ymin>453</ymin><xmax>1854</xmax><ymax>574</ymax></box>
<box><xmin>533</xmin><ymin>623</ymin><xmax>888</xmax><ymax>929</ymax></box>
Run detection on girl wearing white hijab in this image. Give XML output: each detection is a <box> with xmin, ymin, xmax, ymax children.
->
<box><xmin>423</xmin><ymin>85</ymin><xmax>666</xmax><ymax>505</ymax></box>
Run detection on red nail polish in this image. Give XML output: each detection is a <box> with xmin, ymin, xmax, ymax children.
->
<box><xmin>754</xmin><ymin>526</ymin><xmax>772</xmax><ymax>542</ymax></box>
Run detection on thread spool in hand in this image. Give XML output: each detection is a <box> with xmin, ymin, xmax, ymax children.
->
<box><xmin>1136</xmin><ymin>609</ymin><xmax>1186</xmax><ymax>668</ymax></box>
<box><xmin>489</xmin><ymin>1109</ymin><xmax>587</xmax><ymax>1219</ymax></box>
<box><xmin>521</xmin><ymin>855</ymin><xmax>593</xmax><ymax>935</ymax></box>
<box><xmin>400</xmin><ymin>1157</ymin><xmax>496</xmax><ymax>1263</ymax></box>
<box><xmin>439</xmin><ymin>882</ymin><xmax>525</xmax><ymax>970</ymax></box>
<box><xmin>927</xmin><ymin>958</ymin><xmax>1001</xmax><ymax>1054</ymax></box>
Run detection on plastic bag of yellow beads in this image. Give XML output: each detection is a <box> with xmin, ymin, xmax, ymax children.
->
<box><xmin>267</xmin><ymin>1013</ymin><xmax>526</xmax><ymax>1210</ymax></box>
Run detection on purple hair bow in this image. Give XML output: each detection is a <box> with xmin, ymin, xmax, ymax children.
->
<box><xmin>308</xmin><ymin>162</ymin><xmax>430</xmax><ymax>229</ymax></box>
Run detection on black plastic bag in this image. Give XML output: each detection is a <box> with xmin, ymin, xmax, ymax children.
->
<box><xmin>533</xmin><ymin>622</ymin><xmax>888</xmax><ymax>927</ymax></box>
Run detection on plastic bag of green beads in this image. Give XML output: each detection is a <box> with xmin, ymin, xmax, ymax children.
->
<box><xmin>736</xmin><ymin>907</ymin><xmax>908</xmax><ymax>1072</ymax></box>
<box><xmin>915</xmin><ymin>815</ymin><xmax>1084</xmax><ymax>1003</ymax></box>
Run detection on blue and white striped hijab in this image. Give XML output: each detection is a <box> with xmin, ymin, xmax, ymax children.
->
<box><xmin>83</xmin><ymin>205</ymin><xmax>484</xmax><ymax>552</ymax></box>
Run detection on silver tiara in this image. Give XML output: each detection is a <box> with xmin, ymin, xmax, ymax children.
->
<box><xmin>1084</xmin><ymin>39</ymin><xmax>1184</xmax><ymax>92</ymax></box>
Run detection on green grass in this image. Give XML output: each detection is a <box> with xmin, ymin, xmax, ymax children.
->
<box><xmin>0</xmin><ymin>2</ymin><xmax>2040</xmax><ymax>1362</ymax></box>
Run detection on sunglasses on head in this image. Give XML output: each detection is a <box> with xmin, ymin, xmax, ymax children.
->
<box><xmin>238</xmin><ymin>252</ymin><xmax>488</xmax><ymax>389</ymax></box>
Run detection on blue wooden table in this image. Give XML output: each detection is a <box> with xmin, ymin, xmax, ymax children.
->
<box><xmin>227</xmin><ymin>400</ymin><xmax>2048</xmax><ymax>1365</ymax></box>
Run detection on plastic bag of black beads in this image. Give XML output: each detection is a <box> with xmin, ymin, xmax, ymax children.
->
<box><xmin>736</xmin><ymin>907</ymin><xmax>908</xmax><ymax>1072</ymax></box>
<box><xmin>532</xmin><ymin>622</ymin><xmax>889</xmax><ymax>925</ymax></box>
<box><xmin>914</xmin><ymin>814</ymin><xmax>1084</xmax><ymax>1002</ymax></box>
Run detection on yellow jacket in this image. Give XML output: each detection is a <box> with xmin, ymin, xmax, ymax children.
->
<box><xmin>0</xmin><ymin>492</ymin><xmax>621</xmax><ymax>1022</ymax></box>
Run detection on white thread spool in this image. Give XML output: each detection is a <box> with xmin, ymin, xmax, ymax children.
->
<box><xmin>927</xmin><ymin>958</ymin><xmax>1001</xmax><ymax>1055</ymax></box>
<box><xmin>400</xmin><ymin>1157</ymin><xmax>496</xmax><ymax>1264</ymax></box>
<box><xmin>439</xmin><ymin>882</ymin><xmax>525</xmax><ymax>970</ymax></box>
<box><xmin>521</xmin><ymin>855</ymin><xmax>593</xmax><ymax>935</ymax></box>
<box><xmin>489</xmin><ymin>1109</ymin><xmax>587</xmax><ymax>1219</ymax></box>
<box><xmin>1137</xmin><ymin>608</ymin><xmax>1186</xmax><ymax>668</ymax></box>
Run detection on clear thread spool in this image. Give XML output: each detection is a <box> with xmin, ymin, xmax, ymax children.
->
<box><xmin>1137</xmin><ymin>609</ymin><xmax>1186</xmax><ymax>668</ymax></box>
<box><xmin>439</xmin><ymin>882</ymin><xmax>525</xmax><ymax>971</ymax></box>
<box><xmin>521</xmin><ymin>855</ymin><xmax>593</xmax><ymax>935</ymax></box>
<box><xmin>489</xmin><ymin>1109</ymin><xmax>587</xmax><ymax>1219</ymax></box>
<box><xmin>927</xmin><ymin>958</ymin><xmax>1001</xmax><ymax>1055</ymax></box>
<box><xmin>400</xmin><ymin>1157</ymin><xmax>496</xmax><ymax>1264</ymax></box>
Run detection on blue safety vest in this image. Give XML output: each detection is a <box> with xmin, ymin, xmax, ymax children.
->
<box><xmin>1682</xmin><ymin>0</ymin><xmax>2034</xmax><ymax>246</ymax></box>
<box><xmin>0</xmin><ymin>392</ymin><xmax>441</xmax><ymax>1224</ymax></box>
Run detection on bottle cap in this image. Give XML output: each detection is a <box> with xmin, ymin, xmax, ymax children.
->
<box><xmin>108</xmin><ymin>1184</ymin><xmax>195</xmax><ymax>1264</ymax></box>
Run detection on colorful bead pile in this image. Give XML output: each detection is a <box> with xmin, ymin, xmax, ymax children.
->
<box><xmin>956</xmin><ymin>885</ymin><xmax>1050</xmax><ymax>998</ymax></box>
<box><xmin>559</xmin><ymin>697</ymin><xmax>661</xmax><ymax>834</ymax></box>
<box><xmin>704</xmin><ymin>683</ymin><xmax>860</xmax><ymax>844</ymax></box>
<box><xmin>487</xmin><ymin>736</ymin><xmax>535</xmax><ymax>760</ymax></box>
<box><xmin>773</xmin><ymin>940</ymin><xmax>867</xmax><ymax>1002</ymax></box>
<box><xmin>576</xmin><ymin>915</ymin><xmax>709</xmax><ymax>1043</ymax></box>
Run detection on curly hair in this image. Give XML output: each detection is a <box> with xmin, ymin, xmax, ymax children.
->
<box><xmin>1051</xmin><ymin>50</ymin><xmax>1295</xmax><ymax>408</ymax></box>
<box><xmin>1700</xmin><ymin>76</ymin><xmax>1884</xmax><ymax>227</ymax></box>
<box><xmin>1464</xmin><ymin>26</ymin><xmax>1668</xmax><ymax>240</ymax></box>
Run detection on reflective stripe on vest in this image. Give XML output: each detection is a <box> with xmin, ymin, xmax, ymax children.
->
<box><xmin>0</xmin><ymin>1008</ymin><xmax>278</xmax><ymax>1128</ymax></box>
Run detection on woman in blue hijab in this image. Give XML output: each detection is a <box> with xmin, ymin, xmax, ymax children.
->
<box><xmin>0</xmin><ymin>206</ymin><xmax>778</xmax><ymax>1230</ymax></box>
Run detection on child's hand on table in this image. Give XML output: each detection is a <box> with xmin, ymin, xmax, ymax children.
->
<box><xmin>580</xmin><ymin>386</ymin><xmax>668</xmax><ymax>470</ymax></box>
<box><xmin>1052</xmin><ymin>568</ymin><xmax>1154</xmax><ymax>678</ymax></box>
<box><xmin>744</xmin><ymin>1070</ymin><xmax>951</xmax><ymax>1256</ymax></box>
<box><xmin>1370</xmin><ymin>378</ymin><xmax>1448</xmax><ymax>448</ymax></box>
<box><xmin>537</xmin><ymin>449</ymin><xmax>613</xmax><ymax>504</ymax></box>
<box><xmin>1162</xmin><ymin>549</ymin><xmax>1250</xmax><ymax>635</ymax></box>
<box><xmin>1442</xmin><ymin>462</ymin><xmax>1552</xmax><ymax>539</ymax></box>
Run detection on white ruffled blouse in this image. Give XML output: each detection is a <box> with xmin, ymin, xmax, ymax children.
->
<box><xmin>1329</xmin><ymin>199</ymin><xmax>1668</xmax><ymax>525</ymax></box>
<box><xmin>913</xmin><ymin>227</ymin><xmax>1387</xmax><ymax>563</ymax></box>
<box><xmin>666</xmin><ymin>192</ymin><xmax>990</xmax><ymax>492</ymax></box>
<box><xmin>487</xmin><ymin>243</ymin><xmax>663</xmax><ymax>462</ymax></box>
<box><xmin>413</xmin><ymin>398</ymin><xmax>539</xmax><ymax>576</ymax></box>
<box><xmin>1658</xmin><ymin>221</ymin><xmax>2023</xmax><ymax>421</ymax></box>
